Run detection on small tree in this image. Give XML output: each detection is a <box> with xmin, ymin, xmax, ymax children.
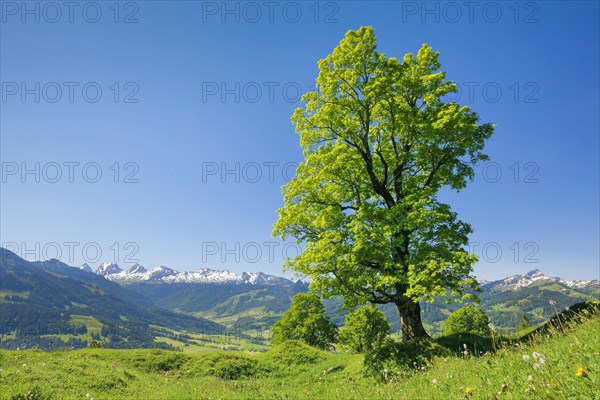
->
<box><xmin>272</xmin><ymin>293</ymin><xmax>338</xmax><ymax>350</ymax></box>
<box><xmin>339</xmin><ymin>305</ymin><xmax>390</xmax><ymax>353</ymax></box>
<box><xmin>517</xmin><ymin>313</ymin><xmax>533</xmax><ymax>331</ymax></box>
<box><xmin>444</xmin><ymin>304</ymin><xmax>490</xmax><ymax>336</ymax></box>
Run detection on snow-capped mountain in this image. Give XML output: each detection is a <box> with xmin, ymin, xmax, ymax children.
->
<box><xmin>95</xmin><ymin>262</ymin><xmax>123</xmax><ymax>276</ymax></box>
<box><xmin>127</xmin><ymin>264</ymin><xmax>147</xmax><ymax>274</ymax></box>
<box><xmin>481</xmin><ymin>269</ymin><xmax>599</xmax><ymax>293</ymax></box>
<box><xmin>87</xmin><ymin>262</ymin><xmax>293</xmax><ymax>285</ymax></box>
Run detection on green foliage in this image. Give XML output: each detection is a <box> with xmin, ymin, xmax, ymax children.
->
<box><xmin>364</xmin><ymin>337</ymin><xmax>452</xmax><ymax>381</ymax></box>
<box><xmin>88</xmin><ymin>340</ymin><xmax>103</xmax><ymax>349</ymax></box>
<box><xmin>339</xmin><ymin>305</ymin><xmax>390</xmax><ymax>353</ymax></box>
<box><xmin>436</xmin><ymin>332</ymin><xmax>501</xmax><ymax>355</ymax></box>
<box><xmin>444</xmin><ymin>304</ymin><xmax>490</xmax><ymax>336</ymax></box>
<box><xmin>90</xmin><ymin>375</ymin><xmax>128</xmax><ymax>391</ymax></box>
<box><xmin>266</xmin><ymin>340</ymin><xmax>328</xmax><ymax>366</ymax></box>
<box><xmin>272</xmin><ymin>293</ymin><xmax>337</xmax><ymax>350</ymax></box>
<box><xmin>201</xmin><ymin>353</ymin><xmax>263</xmax><ymax>380</ymax></box>
<box><xmin>273</xmin><ymin>26</ymin><xmax>494</xmax><ymax>339</ymax></box>
<box><xmin>131</xmin><ymin>350</ymin><xmax>189</xmax><ymax>373</ymax></box>
<box><xmin>517</xmin><ymin>313</ymin><xmax>533</xmax><ymax>331</ymax></box>
<box><xmin>10</xmin><ymin>386</ymin><xmax>52</xmax><ymax>400</ymax></box>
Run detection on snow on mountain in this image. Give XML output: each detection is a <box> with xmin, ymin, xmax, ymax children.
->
<box><xmin>91</xmin><ymin>262</ymin><xmax>293</xmax><ymax>285</ymax></box>
<box><xmin>127</xmin><ymin>264</ymin><xmax>147</xmax><ymax>274</ymax></box>
<box><xmin>95</xmin><ymin>262</ymin><xmax>123</xmax><ymax>276</ymax></box>
<box><xmin>481</xmin><ymin>269</ymin><xmax>599</xmax><ymax>292</ymax></box>
<box><xmin>77</xmin><ymin>261</ymin><xmax>598</xmax><ymax>290</ymax></box>
<box><xmin>79</xmin><ymin>263</ymin><xmax>93</xmax><ymax>273</ymax></box>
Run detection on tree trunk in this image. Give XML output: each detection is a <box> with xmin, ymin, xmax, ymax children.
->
<box><xmin>397</xmin><ymin>298</ymin><xmax>429</xmax><ymax>341</ymax></box>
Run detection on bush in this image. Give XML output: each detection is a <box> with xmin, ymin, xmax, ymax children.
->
<box><xmin>266</xmin><ymin>340</ymin><xmax>328</xmax><ymax>366</ymax></box>
<box><xmin>88</xmin><ymin>340</ymin><xmax>103</xmax><ymax>349</ymax></box>
<box><xmin>444</xmin><ymin>304</ymin><xmax>490</xmax><ymax>336</ymax></box>
<box><xmin>339</xmin><ymin>305</ymin><xmax>390</xmax><ymax>353</ymax></box>
<box><xmin>132</xmin><ymin>350</ymin><xmax>189</xmax><ymax>373</ymax></box>
<box><xmin>90</xmin><ymin>375</ymin><xmax>128</xmax><ymax>391</ymax></box>
<box><xmin>364</xmin><ymin>337</ymin><xmax>452</xmax><ymax>381</ymax></box>
<box><xmin>436</xmin><ymin>332</ymin><xmax>500</xmax><ymax>355</ymax></box>
<box><xmin>201</xmin><ymin>353</ymin><xmax>263</xmax><ymax>380</ymax></box>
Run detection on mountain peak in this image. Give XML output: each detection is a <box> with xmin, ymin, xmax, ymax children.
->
<box><xmin>128</xmin><ymin>264</ymin><xmax>147</xmax><ymax>274</ymax></box>
<box><xmin>96</xmin><ymin>262</ymin><xmax>122</xmax><ymax>275</ymax></box>
<box><xmin>524</xmin><ymin>269</ymin><xmax>544</xmax><ymax>278</ymax></box>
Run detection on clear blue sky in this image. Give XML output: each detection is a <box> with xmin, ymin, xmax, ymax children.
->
<box><xmin>1</xmin><ymin>1</ymin><xmax>598</xmax><ymax>281</ymax></box>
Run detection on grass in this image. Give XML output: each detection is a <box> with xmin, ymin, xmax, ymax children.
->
<box><xmin>1</xmin><ymin>304</ymin><xmax>598</xmax><ymax>400</ymax></box>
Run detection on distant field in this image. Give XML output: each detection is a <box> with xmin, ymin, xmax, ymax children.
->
<box><xmin>1</xmin><ymin>309</ymin><xmax>598</xmax><ymax>399</ymax></box>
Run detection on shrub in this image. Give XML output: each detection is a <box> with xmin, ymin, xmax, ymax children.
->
<box><xmin>266</xmin><ymin>340</ymin><xmax>328</xmax><ymax>366</ymax></box>
<box><xmin>201</xmin><ymin>353</ymin><xmax>263</xmax><ymax>380</ymax></box>
<box><xmin>364</xmin><ymin>337</ymin><xmax>451</xmax><ymax>381</ymax></box>
<box><xmin>339</xmin><ymin>305</ymin><xmax>390</xmax><ymax>353</ymax></box>
<box><xmin>132</xmin><ymin>350</ymin><xmax>188</xmax><ymax>373</ymax></box>
<box><xmin>444</xmin><ymin>304</ymin><xmax>490</xmax><ymax>336</ymax></box>
<box><xmin>90</xmin><ymin>375</ymin><xmax>128</xmax><ymax>391</ymax></box>
<box><xmin>88</xmin><ymin>340</ymin><xmax>103</xmax><ymax>349</ymax></box>
<box><xmin>436</xmin><ymin>332</ymin><xmax>499</xmax><ymax>355</ymax></box>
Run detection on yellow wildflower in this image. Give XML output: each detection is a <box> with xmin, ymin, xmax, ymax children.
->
<box><xmin>576</xmin><ymin>367</ymin><xmax>585</xmax><ymax>377</ymax></box>
<box><xmin>465</xmin><ymin>386</ymin><xmax>473</xmax><ymax>395</ymax></box>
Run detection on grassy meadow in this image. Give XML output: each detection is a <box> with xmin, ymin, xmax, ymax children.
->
<box><xmin>1</xmin><ymin>304</ymin><xmax>598</xmax><ymax>400</ymax></box>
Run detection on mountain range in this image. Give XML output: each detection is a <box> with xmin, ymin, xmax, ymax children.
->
<box><xmin>480</xmin><ymin>268</ymin><xmax>598</xmax><ymax>294</ymax></box>
<box><xmin>1</xmin><ymin>247</ymin><xmax>598</xmax><ymax>350</ymax></box>
<box><xmin>81</xmin><ymin>260</ymin><xmax>599</xmax><ymax>294</ymax></box>
<box><xmin>92</xmin><ymin>261</ymin><xmax>293</xmax><ymax>285</ymax></box>
<box><xmin>0</xmin><ymin>248</ymin><xmax>223</xmax><ymax>350</ymax></box>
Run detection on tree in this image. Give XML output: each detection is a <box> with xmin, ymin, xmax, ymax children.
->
<box><xmin>339</xmin><ymin>305</ymin><xmax>390</xmax><ymax>353</ymax></box>
<box><xmin>273</xmin><ymin>26</ymin><xmax>494</xmax><ymax>340</ymax></box>
<box><xmin>517</xmin><ymin>313</ymin><xmax>533</xmax><ymax>331</ymax></box>
<box><xmin>444</xmin><ymin>304</ymin><xmax>490</xmax><ymax>336</ymax></box>
<box><xmin>271</xmin><ymin>292</ymin><xmax>338</xmax><ymax>350</ymax></box>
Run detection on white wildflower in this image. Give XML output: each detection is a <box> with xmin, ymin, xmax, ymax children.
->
<box><xmin>533</xmin><ymin>363</ymin><xmax>541</xmax><ymax>371</ymax></box>
<box><xmin>532</xmin><ymin>352</ymin><xmax>540</xmax><ymax>359</ymax></box>
<box><xmin>527</xmin><ymin>375</ymin><xmax>533</xmax><ymax>382</ymax></box>
<box><xmin>539</xmin><ymin>357</ymin><xmax>546</xmax><ymax>365</ymax></box>
<box><xmin>522</xmin><ymin>355</ymin><xmax>531</xmax><ymax>362</ymax></box>
<box><xmin>432</xmin><ymin>379</ymin><xmax>438</xmax><ymax>384</ymax></box>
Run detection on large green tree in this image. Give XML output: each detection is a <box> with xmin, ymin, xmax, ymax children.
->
<box><xmin>274</xmin><ymin>26</ymin><xmax>494</xmax><ymax>340</ymax></box>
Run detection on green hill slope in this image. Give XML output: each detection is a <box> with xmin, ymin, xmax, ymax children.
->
<box><xmin>1</xmin><ymin>303</ymin><xmax>598</xmax><ymax>399</ymax></box>
<box><xmin>0</xmin><ymin>249</ymin><xmax>223</xmax><ymax>350</ymax></box>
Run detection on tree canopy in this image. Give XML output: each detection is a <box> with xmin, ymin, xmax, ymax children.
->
<box><xmin>444</xmin><ymin>304</ymin><xmax>490</xmax><ymax>336</ymax></box>
<box><xmin>274</xmin><ymin>26</ymin><xmax>494</xmax><ymax>340</ymax></box>
<box><xmin>339</xmin><ymin>305</ymin><xmax>390</xmax><ymax>353</ymax></box>
<box><xmin>271</xmin><ymin>292</ymin><xmax>337</xmax><ymax>350</ymax></box>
